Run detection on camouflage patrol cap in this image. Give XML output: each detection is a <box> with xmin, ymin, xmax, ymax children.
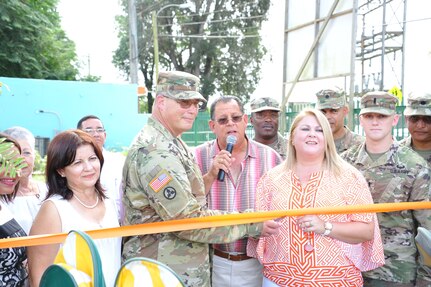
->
<box><xmin>359</xmin><ymin>91</ymin><xmax>398</xmax><ymax>116</ymax></box>
<box><xmin>250</xmin><ymin>97</ymin><xmax>281</xmax><ymax>113</ymax></box>
<box><xmin>156</xmin><ymin>71</ymin><xmax>206</xmax><ymax>103</ymax></box>
<box><xmin>315</xmin><ymin>89</ymin><xmax>346</xmax><ymax>109</ymax></box>
<box><xmin>404</xmin><ymin>92</ymin><xmax>431</xmax><ymax>116</ymax></box>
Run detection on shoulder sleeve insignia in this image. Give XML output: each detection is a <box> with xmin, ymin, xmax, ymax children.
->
<box><xmin>149</xmin><ymin>169</ymin><xmax>173</xmax><ymax>193</ymax></box>
<box><xmin>163</xmin><ymin>186</ymin><xmax>176</xmax><ymax>200</ymax></box>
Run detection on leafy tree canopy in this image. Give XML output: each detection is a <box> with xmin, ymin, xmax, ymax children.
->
<box><xmin>0</xmin><ymin>0</ymin><xmax>79</xmax><ymax>80</ymax></box>
<box><xmin>114</xmin><ymin>0</ymin><xmax>271</xmax><ymax>112</ymax></box>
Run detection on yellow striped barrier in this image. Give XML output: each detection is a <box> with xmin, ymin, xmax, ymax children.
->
<box><xmin>1</xmin><ymin>201</ymin><xmax>430</xmax><ymax>249</ymax></box>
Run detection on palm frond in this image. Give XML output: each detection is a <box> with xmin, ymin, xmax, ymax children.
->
<box><xmin>0</xmin><ymin>138</ymin><xmax>28</xmax><ymax>177</ymax></box>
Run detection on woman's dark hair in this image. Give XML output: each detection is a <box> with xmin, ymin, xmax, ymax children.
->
<box><xmin>0</xmin><ymin>132</ymin><xmax>22</xmax><ymax>203</ymax></box>
<box><xmin>45</xmin><ymin>129</ymin><xmax>106</xmax><ymax>200</ymax></box>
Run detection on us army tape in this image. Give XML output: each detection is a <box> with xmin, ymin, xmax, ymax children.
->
<box><xmin>1</xmin><ymin>201</ymin><xmax>430</xmax><ymax>249</ymax></box>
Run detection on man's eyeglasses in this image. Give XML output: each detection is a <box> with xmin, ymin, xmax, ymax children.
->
<box><xmin>175</xmin><ymin>99</ymin><xmax>204</xmax><ymax>109</ymax></box>
<box><xmin>83</xmin><ymin>128</ymin><xmax>106</xmax><ymax>134</ymax></box>
<box><xmin>214</xmin><ymin>115</ymin><xmax>244</xmax><ymax>125</ymax></box>
<box><xmin>407</xmin><ymin>115</ymin><xmax>431</xmax><ymax>125</ymax></box>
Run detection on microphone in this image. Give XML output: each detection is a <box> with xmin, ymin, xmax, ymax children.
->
<box><xmin>217</xmin><ymin>134</ymin><xmax>237</xmax><ymax>181</ymax></box>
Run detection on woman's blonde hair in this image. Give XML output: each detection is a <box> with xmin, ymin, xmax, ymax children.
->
<box><xmin>285</xmin><ymin>108</ymin><xmax>344</xmax><ymax>176</ymax></box>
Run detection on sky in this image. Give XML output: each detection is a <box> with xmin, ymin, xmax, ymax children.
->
<box><xmin>250</xmin><ymin>1</ymin><xmax>285</xmax><ymax>100</ymax></box>
<box><xmin>57</xmin><ymin>0</ymin><xmax>125</xmax><ymax>83</ymax></box>
<box><xmin>57</xmin><ymin>1</ymin><xmax>430</xmax><ymax>103</ymax></box>
<box><xmin>57</xmin><ymin>0</ymin><xmax>285</xmax><ymax>96</ymax></box>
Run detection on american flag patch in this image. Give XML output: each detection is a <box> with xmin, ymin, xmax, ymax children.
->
<box><xmin>149</xmin><ymin>171</ymin><xmax>172</xmax><ymax>192</ymax></box>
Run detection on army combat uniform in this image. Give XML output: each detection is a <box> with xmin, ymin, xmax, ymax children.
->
<box><xmin>342</xmin><ymin>141</ymin><xmax>431</xmax><ymax>285</ymax></box>
<box><xmin>342</xmin><ymin>91</ymin><xmax>431</xmax><ymax>286</ymax></box>
<box><xmin>315</xmin><ymin>88</ymin><xmax>364</xmax><ymax>154</ymax></box>
<box><xmin>335</xmin><ymin>126</ymin><xmax>364</xmax><ymax>153</ymax></box>
<box><xmin>250</xmin><ymin>97</ymin><xmax>288</xmax><ymax>159</ymax></box>
<box><xmin>263</xmin><ymin>132</ymin><xmax>287</xmax><ymax>159</ymax></box>
<box><xmin>399</xmin><ymin>92</ymin><xmax>431</xmax><ymax>165</ymax></box>
<box><xmin>122</xmin><ymin>117</ymin><xmax>263</xmax><ymax>287</ymax></box>
<box><xmin>399</xmin><ymin>136</ymin><xmax>431</xmax><ymax>165</ymax></box>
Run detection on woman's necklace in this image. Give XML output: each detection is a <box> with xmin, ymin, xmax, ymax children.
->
<box><xmin>17</xmin><ymin>182</ymin><xmax>40</xmax><ymax>199</ymax></box>
<box><xmin>304</xmin><ymin>232</ymin><xmax>314</xmax><ymax>252</ymax></box>
<box><xmin>73</xmin><ymin>193</ymin><xmax>99</xmax><ymax>209</ymax></box>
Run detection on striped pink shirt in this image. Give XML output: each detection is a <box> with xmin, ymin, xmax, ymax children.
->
<box><xmin>194</xmin><ymin>137</ymin><xmax>282</xmax><ymax>253</ymax></box>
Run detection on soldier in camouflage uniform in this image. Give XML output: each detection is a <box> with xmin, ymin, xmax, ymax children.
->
<box><xmin>316</xmin><ymin>88</ymin><xmax>364</xmax><ymax>153</ymax></box>
<box><xmin>399</xmin><ymin>92</ymin><xmax>431</xmax><ymax>165</ymax></box>
<box><xmin>121</xmin><ymin>71</ymin><xmax>280</xmax><ymax>287</ymax></box>
<box><xmin>250</xmin><ymin>97</ymin><xmax>287</xmax><ymax>159</ymax></box>
<box><xmin>341</xmin><ymin>91</ymin><xmax>431</xmax><ymax>286</ymax></box>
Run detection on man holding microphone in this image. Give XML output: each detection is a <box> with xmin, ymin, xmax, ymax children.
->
<box><xmin>194</xmin><ymin>95</ymin><xmax>282</xmax><ymax>287</ymax></box>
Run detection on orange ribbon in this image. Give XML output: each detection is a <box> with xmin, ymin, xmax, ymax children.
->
<box><xmin>1</xmin><ymin>201</ymin><xmax>430</xmax><ymax>249</ymax></box>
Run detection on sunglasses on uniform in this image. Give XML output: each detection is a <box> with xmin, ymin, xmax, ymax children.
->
<box><xmin>214</xmin><ymin>114</ymin><xmax>244</xmax><ymax>125</ymax></box>
<box><xmin>175</xmin><ymin>99</ymin><xmax>204</xmax><ymax>109</ymax></box>
<box><xmin>163</xmin><ymin>95</ymin><xmax>203</xmax><ymax>109</ymax></box>
<box><xmin>407</xmin><ymin>115</ymin><xmax>431</xmax><ymax>125</ymax></box>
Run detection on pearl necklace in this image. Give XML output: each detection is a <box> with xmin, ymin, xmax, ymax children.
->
<box><xmin>73</xmin><ymin>193</ymin><xmax>99</xmax><ymax>209</ymax></box>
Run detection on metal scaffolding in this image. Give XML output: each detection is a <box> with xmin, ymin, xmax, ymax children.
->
<box><xmin>356</xmin><ymin>0</ymin><xmax>406</xmax><ymax>101</ymax></box>
<box><xmin>280</xmin><ymin>0</ymin><xmax>407</xmax><ymax>132</ymax></box>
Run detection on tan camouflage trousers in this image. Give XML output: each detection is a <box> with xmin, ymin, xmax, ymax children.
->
<box><xmin>364</xmin><ymin>278</ymin><xmax>431</xmax><ymax>287</ymax></box>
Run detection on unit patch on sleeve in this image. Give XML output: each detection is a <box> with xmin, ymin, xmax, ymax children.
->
<box><xmin>149</xmin><ymin>169</ymin><xmax>173</xmax><ymax>193</ymax></box>
<box><xmin>163</xmin><ymin>186</ymin><xmax>176</xmax><ymax>200</ymax></box>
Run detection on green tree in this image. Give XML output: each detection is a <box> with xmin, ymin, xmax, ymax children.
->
<box><xmin>78</xmin><ymin>75</ymin><xmax>102</xmax><ymax>82</ymax></box>
<box><xmin>114</xmin><ymin>0</ymin><xmax>270</xmax><ymax>112</ymax></box>
<box><xmin>0</xmin><ymin>0</ymin><xmax>79</xmax><ymax>80</ymax></box>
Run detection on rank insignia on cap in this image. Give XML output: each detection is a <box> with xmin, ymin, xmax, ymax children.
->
<box><xmin>149</xmin><ymin>170</ymin><xmax>173</xmax><ymax>193</ymax></box>
<box><xmin>315</xmin><ymin>89</ymin><xmax>346</xmax><ymax>109</ymax></box>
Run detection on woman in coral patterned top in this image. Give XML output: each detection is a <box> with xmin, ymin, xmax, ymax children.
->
<box><xmin>248</xmin><ymin>109</ymin><xmax>385</xmax><ymax>287</ymax></box>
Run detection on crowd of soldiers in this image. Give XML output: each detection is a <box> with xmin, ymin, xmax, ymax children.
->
<box><xmin>120</xmin><ymin>70</ymin><xmax>431</xmax><ymax>287</ymax></box>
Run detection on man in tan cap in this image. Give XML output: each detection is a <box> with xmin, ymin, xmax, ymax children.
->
<box><xmin>122</xmin><ymin>71</ymin><xmax>280</xmax><ymax>287</ymax></box>
<box><xmin>316</xmin><ymin>89</ymin><xmax>364</xmax><ymax>153</ymax></box>
<box><xmin>250</xmin><ymin>97</ymin><xmax>287</xmax><ymax>159</ymax></box>
<box><xmin>400</xmin><ymin>92</ymin><xmax>431</xmax><ymax>164</ymax></box>
<box><xmin>342</xmin><ymin>91</ymin><xmax>431</xmax><ymax>286</ymax></box>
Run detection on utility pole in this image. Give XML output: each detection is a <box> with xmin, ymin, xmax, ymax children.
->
<box><xmin>152</xmin><ymin>11</ymin><xmax>159</xmax><ymax>83</ymax></box>
<box><xmin>152</xmin><ymin>3</ymin><xmax>192</xmax><ymax>84</ymax></box>
<box><xmin>128</xmin><ymin>0</ymin><xmax>139</xmax><ymax>84</ymax></box>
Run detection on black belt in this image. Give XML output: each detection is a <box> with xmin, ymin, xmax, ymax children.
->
<box><xmin>214</xmin><ymin>249</ymin><xmax>252</xmax><ymax>261</ymax></box>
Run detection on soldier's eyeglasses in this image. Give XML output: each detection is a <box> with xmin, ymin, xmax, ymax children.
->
<box><xmin>174</xmin><ymin>99</ymin><xmax>203</xmax><ymax>109</ymax></box>
<box><xmin>407</xmin><ymin>115</ymin><xmax>431</xmax><ymax>125</ymax></box>
<box><xmin>83</xmin><ymin>128</ymin><xmax>105</xmax><ymax>134</ymax></box>
<box><xmin>215</xmin><ymin>115</ymin><xmax>244</xmax><ymax>125</ymax></box>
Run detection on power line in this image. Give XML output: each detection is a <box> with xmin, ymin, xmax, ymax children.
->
<box><xmin>149</xmin><ymin>0</ymin><xmax>269</xmax><ymax>42</ymax></box>
<box><xmin>155</xmin><ymin>9</ymin><xmax>266</xmax><ymax>40</ymax></box>
<box><xmin>157</xmin><ymin>24</ymin><xmax>261</xmax><ymax>36</ymax></box>
<box><xmin>157</xmin><ymin>14</ymin><xmax>265</xmax><ymax>29</ymax></box>
<box><xmin>158</xmin><ymin>34</ymin><xmax>260</xmax><ymax>39</ymax></box>
<box><xmin>158</xmin><ymin>3</ymin><xmax>263</xmax><ymax>20</ymax></box>
<box><xmin>158</xmin><ymin>24</ymin><xmax>261</xmax><ymax>38</ymax></box>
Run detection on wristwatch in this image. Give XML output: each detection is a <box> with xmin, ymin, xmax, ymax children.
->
<box><xmin>323</xmin><ymin>221</ymin><xmax>333</xmax><ymax>236</ymax></box>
